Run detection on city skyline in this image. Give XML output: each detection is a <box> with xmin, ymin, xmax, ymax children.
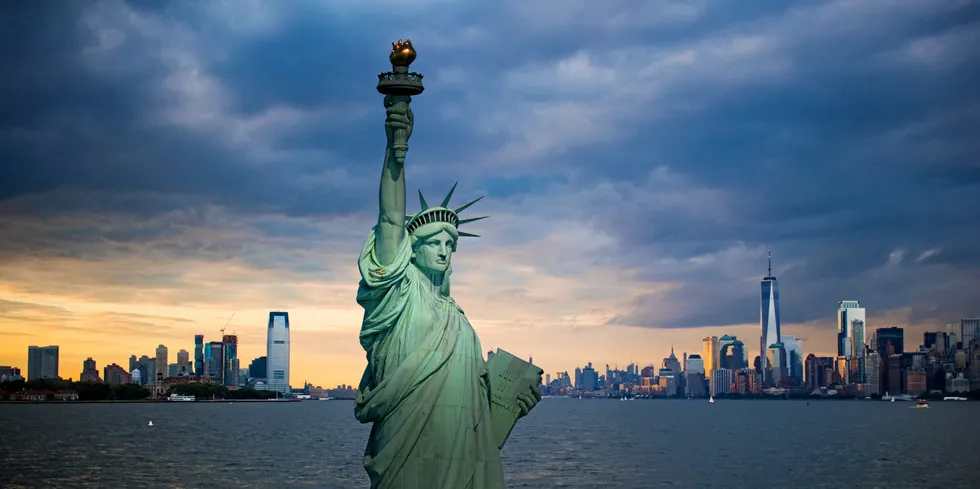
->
<box><xmin>2</xmin><ymin>1</ymin><xmax>979</xmax><ymax>388</ymax></box>
<box><xmin>10</xmin><ymin>315</ymin><xmax>977</xmax><ymax>390</ymax></box>
<box><xmin>7</xmin><ymin>304</ymin><xmax>977</xmax><ymax>389</ymax></box>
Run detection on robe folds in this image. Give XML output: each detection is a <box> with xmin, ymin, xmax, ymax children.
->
<box><xmin>354</xmin><ymin>228</ymin><xmax>505</xmax><ymax>489</ymax></box>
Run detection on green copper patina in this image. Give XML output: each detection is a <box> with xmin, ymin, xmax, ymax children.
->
<box><xmin>354</xmin><ymin>40</ymin><xmax>543</xmax><ymax>489</ymax></box>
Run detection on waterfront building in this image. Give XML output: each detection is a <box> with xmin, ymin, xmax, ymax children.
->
<box><xmin>27</xmin><ymin>345</ymin><xmax>59</xmax><ymax>381</ymax></box>
<box><xmin>266</xmin><ymin>311</ymin><xmax>291</xmax><ymax>395</ymax></box>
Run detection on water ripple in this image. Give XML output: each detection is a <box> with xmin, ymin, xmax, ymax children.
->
<box><xmin>1</xmin><ymin>400</ymin><xmax>978</xmax><ymax>488</ymax></box>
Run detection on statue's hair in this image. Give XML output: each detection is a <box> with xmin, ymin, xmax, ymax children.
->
<box><xmin>409</xmin><ymin>222</ymin><xmax>459</xmax><ymax>252</ymax></box>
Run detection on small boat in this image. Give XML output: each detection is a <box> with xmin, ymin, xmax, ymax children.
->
<box><xmin>168</xmin><ymin>394</ymin><xmax>196</xmax><ymax>402</ymax></box>
<box><xmin>148</xmin><ymin>421</ymin><xmax>153</xmax><ymax>426</ymax></box>
<box><xmin>915</xmin><ymin>399</ymin><xmax>928</xmax><ymax>409</ymax></box>
<box><xmin>709</xmin><ymin>396</ymin><xmax>715</xmax><ymax>404</ymax></box>
<box><xmin>943</xmin><ymin>396</ymin><xmax>967</xmax><ymax>401</ymax></box>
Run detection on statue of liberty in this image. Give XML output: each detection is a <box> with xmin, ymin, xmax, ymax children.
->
<box><xmin>353</xmin><ymin>40</ymin><xmax>542</xmax><ymax>489</ymax></box>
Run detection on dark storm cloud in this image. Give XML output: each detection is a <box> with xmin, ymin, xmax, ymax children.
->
<box><xmin>1</xmin><ymin>0</ymin><xmax>978</xmax><ymax>333</ymax></box>
<box><xmin>0</xmin><ymin>0</ymin><xmax>375</xmax><ymax>218</ymax></box>
<box><xmin>585</xmin><ymin>3</ymin><xmax>980</xmax><ymax>328</ymax></box>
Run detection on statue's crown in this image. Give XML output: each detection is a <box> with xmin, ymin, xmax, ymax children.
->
<box><xmin>405</xmin><ymin>182</ymin><xmax>487</xmax><ymax>238</ymax></box>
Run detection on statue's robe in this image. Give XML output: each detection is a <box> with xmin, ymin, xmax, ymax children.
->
<box><xmin>354</xmin><ymin>228</ymin><xmax>505</xmax><ymax>489</ymax></box>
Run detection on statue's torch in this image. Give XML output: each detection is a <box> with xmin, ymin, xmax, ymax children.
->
<box><xmin>377</xmin><ymin>39</ymin><xmax>424</xmax><ymax>164</ymax></box>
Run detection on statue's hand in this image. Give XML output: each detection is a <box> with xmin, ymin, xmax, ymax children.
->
<box><xmin>384</xmin><ymin>94</ymin><xmax>414</xmax><ymax>150</ymax></box>
<box><xmin>516</xmin><ymin>384</ymin><xmax>542</xmax><ymax>418</ymax></box>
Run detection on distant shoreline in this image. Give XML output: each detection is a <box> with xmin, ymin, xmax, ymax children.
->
<box><xmin>0</xmin><ymin>398</ymin><xmax>341</xmax><ymax>404</ymax></box>
<box><xmin>543</xmin><ymin>396</ymin><xmax>968</xmax><ymax>402</ymax></box>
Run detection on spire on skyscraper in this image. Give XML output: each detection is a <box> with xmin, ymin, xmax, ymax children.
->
<box><xmin>759</xmin><ymin>247</ymin><xmax>782</xmax><ymax>386</ymax></box>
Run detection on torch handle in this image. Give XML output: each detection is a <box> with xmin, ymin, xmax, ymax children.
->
<box><xmin>386</xmin><ymin>94</ymin><xmax>413</xmax><ymax>165</ymax></box>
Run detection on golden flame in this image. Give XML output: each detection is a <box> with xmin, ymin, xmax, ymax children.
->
<box><xmin>389</xmin><ymin>39</ymin><xmax>417</xmax><ymax>67</ymax></box>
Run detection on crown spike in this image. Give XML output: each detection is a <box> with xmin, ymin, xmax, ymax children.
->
<box><xmin>458</xmin><ymin>216</ymin><xmax>489</xmax><ymax>225</ymax></box>
<box><xmin>458</xmin><ymin>231</ymin><xmax>481</xmax><ymax>238</ymax></box>
<box><xmin>453</xmin><ymin>195</ymin><xmax>484</xmax><ymax>214</ymax></box>
<box><xmin>418</xmin><ymin>190</ymin><xmax>429</xmax><ymax>210</ymax></box>
<box><xmin>440</xmin><ymin>182</ymin><xmax>458</xmax><ymax>208</ymax></box>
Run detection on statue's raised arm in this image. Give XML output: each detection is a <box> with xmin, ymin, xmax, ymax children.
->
<box><xmin>375</xmin><ymin>40</ymin><xmax>423</xmax><ymax>266</ymax></box>
<box><xmin>375</xmin><ymin>95</ymin><xmax>412</xmax><ymax>266</ymax></box>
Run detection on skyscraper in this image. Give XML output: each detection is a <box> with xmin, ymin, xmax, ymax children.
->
<box><xmin>248</xmin><ymin>356</ymin><xmax>267</xmax><ymax>381</ymax></box>
<box><xmin>103</xmin><ymin>363</ymin><xmax>131</xmax><ymax>385</ymax></box>
<box><xmin>865</xmin><ymin>351</ymin><xmax>882</xmax><ymax>395</ymax></box>
<box><xmin>194</xmin><ymin>334</ymin><xmax>204</xmax><ymax>376</ymax></box>
<box><xmin>685</xmin><ymin>354</ymin><xmax>705</xmax><ymax>374</ymax></box>
<box><xmin>760</xmin><ymin>248</ymin><xmax>781</xmax><ymax>374</ymax></box>
<box><xmin>875</xmin><ymin>327</ymin><xmax>904</xmax><ymax>355</ymax></box>
<box><xmin>80</xmin><ymin>357</ymin><xmax>101</xmax><ymax>383</ymax></box>
<box><xmin>780</xmin><ymin>336</ymin><xmax>804</xmax><ymax>384</ymax></box>
<box><xmin>206</xmin><ymin>341</ymin><xmax>223</xmax><ymax>381</ymax></box>
<box><xmin>945</xmin><ymin>323</ymin><xmax>960</xmax><ymax>350</ymax></box>
<box><xmin>267</xmin><ymin>311</ymin><xmax>291</xmax><ymax>395</ymax></box>
<box><xmin>27</xmin><ymin>346</ymin><xmax>42</xmax><ymax>381</ymax></box>
<box><xmin>702</xmin><ymin>336</ymin><xmax>718</xmax><ymax>378</ymax></box>
<box><xmin>767</xmin><ymin>343</ymin><xmax>787</xmax><ymax>385</ymax></box>
<box><xmin>131</xmin><ymin>355</ymin><xmax>155</xmax><ymax>386</ymax></box>
<box><xmin>718</xmin><ymin>335</ymin><xmax>735</xmax><ymax>360</ymax></box>
<box><xmin>850</xmin><ymin>319</ymin><xmax>866</xmax><ymax>356</ymax></box>
<box><xmin>27</xmin><ymin>345</ymin><xmax>59</xmax><ymax>380</ymax></box>
<box><xmin>961</xmin><ymin>318</ymin><xmax>979</xmax><ymax>347</ymax></box>
<box><xmin>583</xmin><ymin>363</ymin><xmax>600</xmax><ymax>391</ymax></box>
<box><xmin>176</xmin><ymin>349</ymin><xmax>191</xmax><ymax>375</ymax></box>
<box><xmin>836</xmin><ymin>301</ymin><xmax>866</xmax><ymax>360</ymax></box>
<box><xmin>720</xmin><ymin>339</ymin><xmax>748</xmax><ymax>371</ymax></box>
<box><xmin>155</xmin><ymin>344</ymin><xmax>168</xmax><ymax>383</ymax></box>
<box><xmin>662</xmin><ymin>347</ymin><xmax>681</xmax><ymax>374</ymax></box>
<box><xmin>223</xmin><ymin>334</ymin><xmax>239</xmax><ymax>387</ymax></box>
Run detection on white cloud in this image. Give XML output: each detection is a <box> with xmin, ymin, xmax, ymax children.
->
<box><xmin>465</xmin><ymin>32</ymin><xmax>788</xmax><ymax>165</ymax></box>
<box><xmin>512</xmin><ymin>0</ymin><xmax>706</xmax><ymax>30</ymax></box>
<box><xmin>198</xmin><ymin>0</ymin><xmax>288</xmax><ymax>36</ymax></box>
<box><xmin>896</xmin><ymin>21</ymin><xmax>980</xmax><ymax>67</ymax></box>
<box><xmin>917</xmin><ymin>248</ymin><xmax>941</xmax><ymax>263</ymax></box>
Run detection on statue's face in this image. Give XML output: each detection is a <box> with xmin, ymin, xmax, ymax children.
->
<box><xmin>412</xmin><ymin>229</ymin><xmax>455</xmax><ymax>274</ymax></box>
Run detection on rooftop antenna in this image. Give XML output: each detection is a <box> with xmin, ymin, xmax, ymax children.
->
<box><xmin>768</xmin><ymin>246</ymin><xmax>772</xmax><ymax>277</ymax></box>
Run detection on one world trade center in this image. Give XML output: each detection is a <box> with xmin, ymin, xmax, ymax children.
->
<box><xmin>759</xmin><ymin>248</ymin><xmax>781</xmax><ymax>381</ymax></box>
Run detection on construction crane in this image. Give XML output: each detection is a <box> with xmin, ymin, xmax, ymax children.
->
<box><xmin>220</xmin><ymin>312</ymin><xmax>236</xmax><ymax>337</ymax></box>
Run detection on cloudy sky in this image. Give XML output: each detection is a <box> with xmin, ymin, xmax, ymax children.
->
<box><xmin>1</xmin><ymin>0</ymin><xmax>978</xmax><ymax>387</ymax></box>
